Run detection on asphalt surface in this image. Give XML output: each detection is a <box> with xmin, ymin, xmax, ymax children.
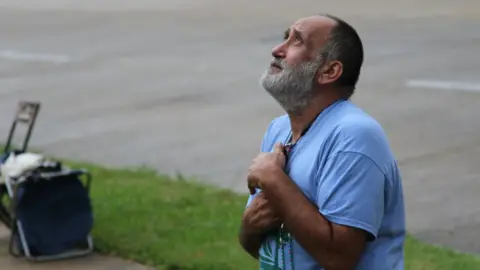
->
<box><xmin>0</xmin><ymin>0</ymin><xmax>479</xmax><ymax>259</ymax></box>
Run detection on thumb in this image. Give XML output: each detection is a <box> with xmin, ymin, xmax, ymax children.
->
<box><xmin>274</xmin><ymin>142</ymin><xmax>285</xmax><ymax>154</ymax></box>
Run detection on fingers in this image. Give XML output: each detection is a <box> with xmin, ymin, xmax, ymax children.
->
<box><xmin>273</xmin><ymin>142</ymin><xmax>285</xmax><ymax>154</ymax></box>
<box><xmin>256</xmin><ymin>191</ymin><xmax>267</xmax><ymax>200</ymax></box>
<box><xmin>247</xmin><ymin>175</ymin><xmax>258</xmax><ymax>195</ymax></box>
<box><xmin>251</xmin><ymin>192</ymin><xmax>267</xmax><ymax>207</ymax></box>
<box><xmin>248</xmin><ymin>180</ymin><xmax>257</xmax><ymax>195</ymax></box>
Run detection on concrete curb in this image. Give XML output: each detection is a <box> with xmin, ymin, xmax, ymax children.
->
<box><xmin>0</xmin><ymin>225</ymin><xmax>154</xmax><ymax>270</ymax></box>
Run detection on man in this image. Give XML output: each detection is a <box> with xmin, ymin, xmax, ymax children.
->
<box><xmin>238</xmin><ymin>14</ymin><xmax>406</xmax><ymax>270</ymax></box>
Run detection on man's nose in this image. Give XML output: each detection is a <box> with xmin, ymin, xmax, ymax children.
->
<box><xmin>271</xmin><ymin>43</ymin><xmax>286</xmax><ymax>59</ymax></box>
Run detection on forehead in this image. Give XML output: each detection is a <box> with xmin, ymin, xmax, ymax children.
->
<box><xmin>290</xmin><ymin>16</ymin><xmax>336</xmax><ymax>47</ymax></box>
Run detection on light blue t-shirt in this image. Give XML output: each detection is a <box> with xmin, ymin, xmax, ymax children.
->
<box><xmin>246</xmin><ymin>100</ymin><xmax>405</xmax><ymax>270</ymax></box>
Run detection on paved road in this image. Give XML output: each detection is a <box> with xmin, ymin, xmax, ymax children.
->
<box><xmin>0</xmin><ymin>0</ymin><xmax>479</xmax><ymax>257</ymax></box>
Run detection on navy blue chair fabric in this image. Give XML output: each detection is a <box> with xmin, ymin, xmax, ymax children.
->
<box><xmin>16</xmin><ymin>174</ymin><xmax>93</xmax><ymax>255</ymax></box>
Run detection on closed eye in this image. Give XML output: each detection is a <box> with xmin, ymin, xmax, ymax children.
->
<box><xmin>283</xmin><ymin>28</ymin><xmax>304</xmax><ymax>44</ymax></box>
<box><xmin>292</xmin><ymin>29</ymin><xmax>304</xmax><ymax>43</ymax></box>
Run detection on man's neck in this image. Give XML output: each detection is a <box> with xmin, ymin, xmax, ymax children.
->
<box><xmin>288</xmin><ymin>95</ymin><xmax>343</xmax><ymax>142</ymax></box>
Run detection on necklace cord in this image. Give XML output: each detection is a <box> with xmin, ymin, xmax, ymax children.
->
<box><xmin>273</xmin><ymin>113</ymin><xmax>321</xmax><ymax>270</ymax></box>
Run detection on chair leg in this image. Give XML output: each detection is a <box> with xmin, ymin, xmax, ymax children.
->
<box><xmin>9</xmin><ymin>221</ymin><xmax>22</xmax><ymax>257</ymax></box>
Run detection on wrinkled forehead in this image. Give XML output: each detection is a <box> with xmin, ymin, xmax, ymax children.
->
<box><xmin>289</xmin><ymin>16</ymin><xmax>336</xmax><ymax>51</ymax></box>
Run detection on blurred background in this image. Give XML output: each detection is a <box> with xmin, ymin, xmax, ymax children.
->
<box><xmin>0</xmin><ymin>0</ymin><xmax>479</xmax><ymax>256</ymax></box>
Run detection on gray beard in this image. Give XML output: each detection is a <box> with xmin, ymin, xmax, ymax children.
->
<box><xmin>260</xmin><ymin>59</ymin><xmax>320</xmax><ymax>114</ymax></box>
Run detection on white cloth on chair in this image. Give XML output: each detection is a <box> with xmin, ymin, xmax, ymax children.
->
<box><xmin>0</xmin><ymin>152</ymin><xmax>45</xmax><ymax>184</ymax></box>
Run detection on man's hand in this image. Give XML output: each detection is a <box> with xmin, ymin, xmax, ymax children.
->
<box><xmin>247</xmin><ymin>143</ymin><xmax>286</xmax><ymax>194</ymax></box>
<box><xmin>243</xmin><ymin>192</ymin><xmax>282</xmax><ymax>235</ymax></box>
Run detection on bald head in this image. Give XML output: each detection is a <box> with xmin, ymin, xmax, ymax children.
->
<box><xmin>290</xmin><ymin>15</ymin><xmax>338</xmax><ymax>55</ymax></box>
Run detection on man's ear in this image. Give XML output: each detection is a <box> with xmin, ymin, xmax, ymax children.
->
<box><xmin>317</xmin><ymin>60</ymin><xmax>343</xmax><ymax>85</ymax></box>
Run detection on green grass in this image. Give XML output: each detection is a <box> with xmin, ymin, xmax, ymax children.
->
<box><xmin>55</xmin><ymin>160</ymin><xmax>480</xmax><ymax>269</ymax></box>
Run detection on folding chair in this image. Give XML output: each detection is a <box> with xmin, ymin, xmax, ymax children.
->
<box><xmin>0</xmin><ymin>101</ymin><xmax>95</xmax><ymax>262</ymax></box>
<box><xmin>0</xmin><ymin>100</ymin><xmax>39</xmax><ymax>229</ymax></box>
